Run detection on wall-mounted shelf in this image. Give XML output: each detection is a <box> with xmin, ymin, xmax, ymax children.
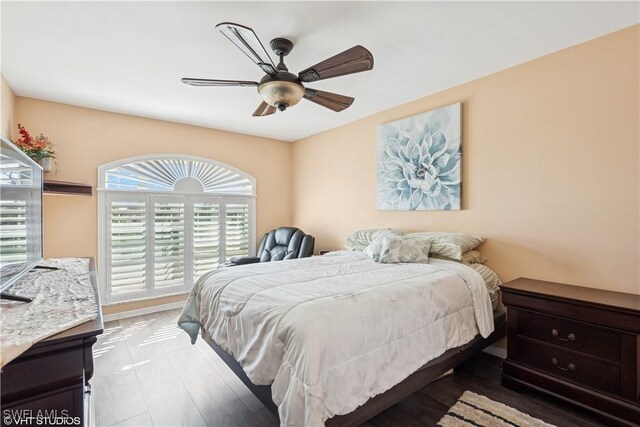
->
<box><xmin>43</xmin><ymin>180</ymin><xmax>92</xmax><ymax>196</ymax></box>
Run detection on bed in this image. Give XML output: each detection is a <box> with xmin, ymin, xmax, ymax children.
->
<box><xmin>179</xmin><ymin>251</ymin><xmax>506</xmax><ymax>426</ymax></box>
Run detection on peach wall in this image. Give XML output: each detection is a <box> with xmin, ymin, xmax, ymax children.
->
<box><xmin>1</xmin><ymin>74</ymin><xmax>16</xmax><ymax>138</ymax></box>
<box><xmin>14</xmin><ymin>97</ymin><xmax>291</xmax><ymax>312</ymax></box>
<box><xmin>291</xmin><ymin>25</ymin><xmax>640</xmax><ymax>295</ymax></box>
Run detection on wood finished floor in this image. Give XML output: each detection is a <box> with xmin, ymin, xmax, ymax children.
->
<box><xmin>94</xmin><ymin>309</ymin><xmax>608</xmax><ymax>427</ymax></box>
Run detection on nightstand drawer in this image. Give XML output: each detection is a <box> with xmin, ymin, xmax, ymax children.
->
<box><xmin>517</xmin><ymin>310</ymin><xmax>619</xmax><ymax>362</ymax></box>
<box><xmin>515</xmin><ymin>336</ymin><xmax>620</xmax><ymax>395</ymax></box>
<box><xmin>502</xmin><ymin>278</ymin><xmax>640</xmax><ymax>425</ymax></box>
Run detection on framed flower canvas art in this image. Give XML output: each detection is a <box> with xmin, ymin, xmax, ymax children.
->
<box><xmin>377</xmin><ymin>103</ymin><xmax>461</xmax><ymax>211</ymax></box>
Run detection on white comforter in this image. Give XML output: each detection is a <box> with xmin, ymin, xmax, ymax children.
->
<box><xmin>178</xmin><ymin>251</ymin><xmax>494</xmax><ymax>427</ymax></box>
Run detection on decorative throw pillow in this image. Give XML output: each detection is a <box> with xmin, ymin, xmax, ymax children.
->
<box><xmin>345</xmin><ymin>228</ymin><xmax>406</xmax><ymax>251</ymax></box>
<box><xmin>405</xmin><ymin>232</ymin><xmax>485</xmax><ymax>261</ymax></box>
<box><xmin>363</xmin><ymin>229</ymin><xmax>403</xmax><ymax>261</ymax></box>
<box><xmin>432</xmin><ymin>250</ymin><xmax>487</xmax><ymax>265</ymax></box>
<box><xmin>378</xmin><ymin>236</ymin><xmax>432</xmax><ymax>264</ymax></box>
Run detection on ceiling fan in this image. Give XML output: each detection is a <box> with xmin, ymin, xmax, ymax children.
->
<box><xmin>182</xmin><ymin>22</ymin><xmax>374</xmax><ymax>117</ymax></box>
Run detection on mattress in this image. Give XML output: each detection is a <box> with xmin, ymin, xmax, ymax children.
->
<box><xmin>179</xmin><ymin>251</ymin><xmax>494</xmax><ymax>426</ymax></box>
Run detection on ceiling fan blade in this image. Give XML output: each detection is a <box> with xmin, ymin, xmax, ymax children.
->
<box><xmin>181</xmin><ymin>78</ymin><xmax>259</xmax><ymax>87</ymax></box>
<box><xmin>216</xmin><ymin>22</ymin><xmax>277</xmax><ymax>76</ymax></box>
<box><xmin>252</xmin><ymin>101</ymin><xmax>277</xmax><ymax>117</ymax></box>
<box><xmin>303</xmin><ymin>89</ymin><xmax>354</xmax><ymax>112</ymax></box>
<box><xmin>298</xmin><ymin>45</ymin><xmax>373</xmax><ymax>82</ymax></box>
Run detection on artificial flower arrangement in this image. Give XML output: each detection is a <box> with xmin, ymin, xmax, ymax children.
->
<box><xmin>13</xmin><ymin>124</ymin><xmax>55</xmax><ymax>170</ymax></box>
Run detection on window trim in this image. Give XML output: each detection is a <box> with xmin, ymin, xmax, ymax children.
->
<box><xmin>97</xmin><ymin>154</ymin><xmax>256</xmax><ymax>305</ymax></box>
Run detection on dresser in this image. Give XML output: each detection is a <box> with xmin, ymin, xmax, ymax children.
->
<box><xmin>501</xmin><ymin>278</ymin><xmax>640</xmax><ymax>425</ymax></box>
<box><xmin>1</xmin><ymin>259</ymin><xmax>103</xmax><ymax>427</ymax></box>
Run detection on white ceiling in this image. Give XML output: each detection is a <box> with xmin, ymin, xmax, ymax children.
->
<box><xmin>1</xmin><ymin>2</ymin><xmax>638</xmax><ymax>142</ymax></box>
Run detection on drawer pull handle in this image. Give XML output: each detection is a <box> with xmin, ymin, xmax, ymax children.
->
<box><xmin>551</xmin><ymin>329</ymin><xmax>575</xmax><ymax>342</ymax></box>
<box><xmin>551</xmin><ymin>357</ymin><xmax>575</xmax><ymax>372</ymax></box>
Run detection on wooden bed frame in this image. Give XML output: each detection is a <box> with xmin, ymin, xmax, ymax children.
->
<box><xmin>209</xmin><ymin>310</ymin><xmax>506</xmax><ymax>426</ymax></box>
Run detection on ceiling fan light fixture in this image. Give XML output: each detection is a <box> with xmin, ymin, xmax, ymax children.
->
<box><xmin>183</xmin><ymin>22</ymin><xmax>374</xmax><ymax>117</ymax></box>
<box><xmin>258</xmin><ymin>80</ymin><xmax>305</xmax><ymax>110</ymax></box>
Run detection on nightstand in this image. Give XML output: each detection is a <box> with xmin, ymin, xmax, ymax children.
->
<box><xmin>501</xmin><ymin>278</ymin><xmax>640</xmax><ymax>425</ymax></box>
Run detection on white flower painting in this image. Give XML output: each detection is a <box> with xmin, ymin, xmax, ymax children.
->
<box><xmin>377</xmin><ymin>103</ymin><xmax>461</xmax><ymax>211</ymax></box>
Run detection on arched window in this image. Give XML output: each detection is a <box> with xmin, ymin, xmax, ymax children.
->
<box><xmin>98</xmin><ymin>155</ymin><xmax>256</xmax><ymax>303</ymax></box>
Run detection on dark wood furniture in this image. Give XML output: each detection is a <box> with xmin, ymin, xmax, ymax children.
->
<box><xmin>43</xmin><ymin>180</ymin><xmax>92</xmax><ymax>196</ymax></box>
<box><xmin>501</xmin><ymin>277</ymin><xmax>640</xmax><ymax>426</ymax></box>
<box><xmin>1</xmin><ymin>258</ymin><xmax>103</xmax><ymax>427</ymax></box>
<box><xmin>210</xmin><ymin>310</ymin><xmax>506</xmax><ymax>426</ymax></box>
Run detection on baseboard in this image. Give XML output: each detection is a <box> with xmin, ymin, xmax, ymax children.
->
<box><xmin>483</xmin><ymin>344</ymin><xmax>507</xmax><ymax>359</ymax></box>
<box><xmin>103</xmin><ymin>301</ymin><xmax>185</xmax><ymax>322</ymax></box>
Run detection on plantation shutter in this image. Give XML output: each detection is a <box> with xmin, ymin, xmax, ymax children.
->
<box><xmin>109</xmin><ymin>199</ymin><xmax>147</xmax><ymax>295</ymax></box>
<box><xmin>153</xmin><ymin>200</ymin><xmax>185</xmax><ymax>288</ymax></box>
<box><xmin>0</xmin><ymin>199</ymin><xmax>28</xmax><ymax>263</ymax></box>
<box><xmin>193</xmin><ymin>202</ymin><xmax>221</xmax><ymax>280</ymax></box>
<box><xmin>99</xmin><ymin>156</ymin><xmax>255</xmax><ymax>304</ymax></box>
<box><xmin>224</xmin><ymin>201</ymin><xmax>250</xmax><ymax>262</ymax></box>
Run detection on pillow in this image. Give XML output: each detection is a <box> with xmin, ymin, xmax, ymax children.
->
<box><xmin>363</xmin><ymin>229</ymin><xmax>403</xmax><ymax>261</ymax></box>
<box><xmin>405</xmin><ymin>232</ymin><xmax>485</xmax><ymax>260</ymax></box>
<box><xmin>469</xmin><ymin>263</ymin><xmax>501</xmax><ymax>304</ymax></box>
<box><xmin>432</xmin><ymin>250</ymin><xmax>487</xmax><ymax>265</ymax></box>
<box><xmin>344</xmin><ymin>228</ymin><xmax>407</xmax><ymax>251</ymax></box>
<box><xmin>378</xmin><ymin>236</ymin><xmax>431</xmax><ymax>264</ymax></box>
<box><xmin>462</xmin><ymin>250</ymin><xmax>487</xmax><ymax>265</ymax></box>
<box><xmin>345</xmin><ymin>228</ymin><xmax>406</xmax><ymax>251</ymax></box>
